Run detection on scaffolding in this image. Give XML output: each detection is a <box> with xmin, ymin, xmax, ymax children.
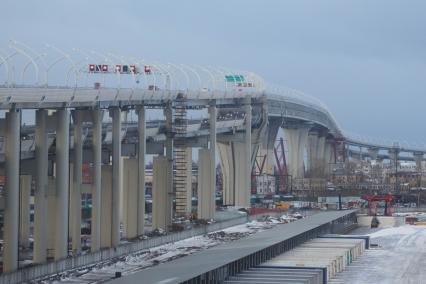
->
<box><xmin>173</xmin><ymin>94</ymin><xmax>190</xmax><ymax>217</ymax></box>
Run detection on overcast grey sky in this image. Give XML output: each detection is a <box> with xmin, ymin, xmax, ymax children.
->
<box><xmin>1</xmin><ymin>0</ymin><xmax>425</xmax><ymax>144</ymax></box>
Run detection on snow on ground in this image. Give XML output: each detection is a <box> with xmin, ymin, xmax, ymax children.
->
<box><xmin>45</xmin><ymin>214</ymin><xmax>302</xmax><ymax>283</ymax></box>
<box><xmin>330</xmin><ymin>225</ymin><xmax>426</xmax><ymax>284</ymax></box>
<box><xmin>393</xmin><ymin>212</ymin><xmax>426</xmax><ymax>217</ymax></box>
<box><xmin>367</xmin><ymin>225</ymin><xmax>420</xmax><ymax>238</ymax></box>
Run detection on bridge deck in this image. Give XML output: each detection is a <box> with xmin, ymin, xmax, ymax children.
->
<box><xmin>112</xmin><ymin>210</ymin><xmax>356</xmax><ymax>284</ymax></box>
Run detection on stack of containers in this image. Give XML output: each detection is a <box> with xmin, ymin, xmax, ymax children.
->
<box><xmin>261</xmin><ymin>237</ymin><xmax>366</xmax><ymax>282</ymax></box>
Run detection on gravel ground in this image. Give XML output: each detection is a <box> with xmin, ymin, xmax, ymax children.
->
<box><xmin>330</xmin><ymin>225</ymin><xmax>426</xmax><ymax>284</ymax></box>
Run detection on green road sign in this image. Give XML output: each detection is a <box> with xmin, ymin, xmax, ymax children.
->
<box><xmin>225</xmin><ymin>75</ymin><xmax>245</xmax><ymax>82</ymax></box>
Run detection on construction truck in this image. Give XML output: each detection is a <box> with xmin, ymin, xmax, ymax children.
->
<box><xmin>275</xmin><ymin>201</ymin><xmax>290</xmax><ymax>209</ymax></box>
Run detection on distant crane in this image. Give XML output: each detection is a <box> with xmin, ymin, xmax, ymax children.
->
<box><xmin>363</xmin><ymin>194</ymin><xmax>394</xmax><ymax>216</ymax></box>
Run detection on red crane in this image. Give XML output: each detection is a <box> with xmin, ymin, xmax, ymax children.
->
<box><xmin>363</xmin><ymin>194</ymin><xmax>394</xmax><ymax>216</ymax></box>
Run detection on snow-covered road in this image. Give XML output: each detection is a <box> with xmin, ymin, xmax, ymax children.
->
<box><xmin>330</xmin><ymin>225</ymin><xmax>426</xmax><ymax>284</ymax></box>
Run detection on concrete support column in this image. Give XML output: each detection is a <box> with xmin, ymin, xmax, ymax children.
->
<box><xmin>245</xmin><ymin>98</ymin><xmax>252</xmax><ymax>188</ymax></box>
<box><xmin>19</xmin><ymin>175</ymin><xmax>32</xmax><ymax>249</ymax></box>
<box><xmin>388</xmin><ymin>149</ymin><xmax>399</xmax><ymax>168</ymax></box>
<box><xmin>263</xmin><ymin>119</ymin><xmax>281</xmax><ymax>174</ymax></box>
<box><xmin>298</xmin><ymin>130</ymin><xmax>309</xmax><ymax>178</ymax></box>
<box><xmin>47</xmin><ymin>177</ymin><xmax>56</xmax><ymax>257</ymax></box>
<box><xmin>110</xmin><ymin>107</ymin><xmax>122</xmax><ymax>247</ymax></box>
<box><xmin>414</xmin><ymin>152</ymin><xmax>423</xmax><ymax>172</ymax></box>
<box><xmin>307</xmin><ymin>132</ymin><xmax>320</xmax><ymax>177</ymax></box>
<box><xmin>218</xmin><ymin>142</ymin><xmax>234</xmax><ymax>205</ymax></box>
<box><xmin>34</xmin><ymin>109</ymin><xmax>48</xmax><ymax>263</ymax></box>
<box><xmin>234</xmin><ymin>98</ymin><xmax>252</xmax><ymax>208</ymax></box>
<box><xmin>209</xmin><ymin>104</ymin><xmax>217</xmax><ymax>214</ymax></box>
<box><xmin>152</xmin><ymin>156</ymin><xmax>169</xmax><ymax>230</ymax></box>
<box><xmin>3</xmin><ymin>109</ymin><xmax>21</xmax><ymax>272</ymax></box>
<box><xmin>368</xmin><ymin>147</ymin><xmax>379</xmax><ymax>161</ymax></box>
<box><xmin>358</xmin><ymin>146</ymin><xmax>363</xmax><ymax>161</ymax></box>
<box><xmin>285</xmin><ymin>128</ymin><xmax>299</xmax><ymax>179</ymax></box>
<box><xmin>164</xmin><ymin>103</ymin><xmax>173</xmax><ymax>229</ymax></box>
<box><xmin>233</xmin><ymin>142</ymin><xmax>250</xmax><ymax>207</ymax></box>
<box><xmin>317</xmin><ymin>136</ymin><xmax>326</xmax><ymax>177</ymax></box>
<box><xmin>122</xmin><ymin>158</ymin><xmax>138</xmax><ymax>239</ymax></box>
<box><xmin>91</xmin><ymin>108</ymin><xmax>102</xmax><ymax>251</ymax></box>
<box><xmin>100</xmin><ymin>165</ymin><xmax>112</xmax><ymax>248</ymax></box>
<box><xmin>71</xmin><ymin>111</ymin><xmax>83</xmax><ymax>255</ymax></box>
<box><xmin>198</xmin><ymin>149</ymin><xmax>214</xmax><ymax>219</ymax></box>
<box><xmin>137</xmin><ymin>106</ymin><xmax>146</xmax><ymax>236</ymax></box>
<box><xmin>324</xmin><ymin>141</ymin><xmax>333</xmax><ymax>177</ymax></box>
<box><xmin>284</xmin><ymin>127</ymin><xmax>309</xmax><ymax>180</ymax></box>
<box><xmin>55</xmin><ymin>109</ymin><xmax>70</xmax><ymax>261</ymax></box>
<box><xmin>330</xmin><ymin>141</ymin><xmax>337</xmax><ymax>164</ymax></box>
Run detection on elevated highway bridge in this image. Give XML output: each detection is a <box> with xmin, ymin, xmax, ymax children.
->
<box><xmin>0</xmin><ymin>43</ymin><xmax>424</xmax><ymax>278</ymax></box>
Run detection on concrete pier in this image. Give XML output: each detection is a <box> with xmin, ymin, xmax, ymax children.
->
<box><xmin>232</xmin><ymin>99</ymin><xmax>252</xmax><ymax>208</ymax></box>
<box><xmin>152</xmin><ymin>156</ymin><xmax>169</xmax><ymax>230</ymax></box>
<box><xmin>414</xmin><ymin>152</ymin><xmax>423</xmax><ymax>172</ymax></box>
<box><xmin>72</xmin><ymin>110</ymin><xmax>83</xmax><ymax>255</ymax></box>
<box><xmin>324</xmin><ymin>140</ymin><xmax>332</xmax><ymax>176</ymax></box>
<box><xmin>101</xmin><ymin>165</ymin><xmax>113</xmax><ymax>248</ymax></box>
<box><xmin>218</xmin><ymin>142</ymin><xmax>234</xmax><ymax>205</ymax></box>
<box><xmin>264</xmin><ymin>119</ymin><xmax>281</xmax><ymax>174</ymax></box>
<box><xmin>137</xmin><ymin>106</ymin><xmax>146</xmax><ymax>236</ymax></box>
<box><xmin>317</xmin><ymin>135</ymin><xmax>326</xmax><ymax>176</ymax></box>
<box><xmin>91</xmin><ymin>109</ymin><xmax>103</xmax><ymax>251</ymax></box>
<box><xmin>209</xmin><ymin>104</ymin><xmax>217</xmax><ymax>212</ymax></box>
<box><xmin>368</xmin><ymin>147</ymin><xmax>379</xmax><ymax>161</ymax></box>
<box><xmin>54</xmin><ymin>109</ymin><xmax>70</xmax><ymax>261</ymax></box>
<box><xmin>110</xmin><ymin>107</ymin><xmax>122</xmax><ymax>247</ymax></box>
<box><xmin>19</xmin><ymin>175</ymin><xmax>32</xmax><ymax>249</ymax></box>
<box><xmin>185</xmin><ymin>148</ymin><xmax>193</xmax><ymax>215</ymax></box>
<box><xmin>285</xmin><ymin>127</ymin><xmax>309</xmax><ymax>179</ymax></box>
<box><xmin>198</xmin><ymin>149</ymin><xmax>214</xmax><ymax>219</ymax></box>
<box><xmin>233</xmin><ymin>142</ymin><xmax>250</xmax><ymax>207</ymax></box>
<box><xmin>3</xmin><ymin>109</ymin><xmax>21</xmax><ymax>272</ymax></box>
<box><xmin>307</xmin><ymin>131</ymin><xmax>320</xmax><ymax>178</ymax></box>
<box><xmin>123</xmin><ymin>158</ymin><xmax>138</xmax><ymax>239</ymax></box>
<box><xmin>33</xmin><ymin>109</ymin><xmax>48</xmax><ymax>264</ymax></box>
